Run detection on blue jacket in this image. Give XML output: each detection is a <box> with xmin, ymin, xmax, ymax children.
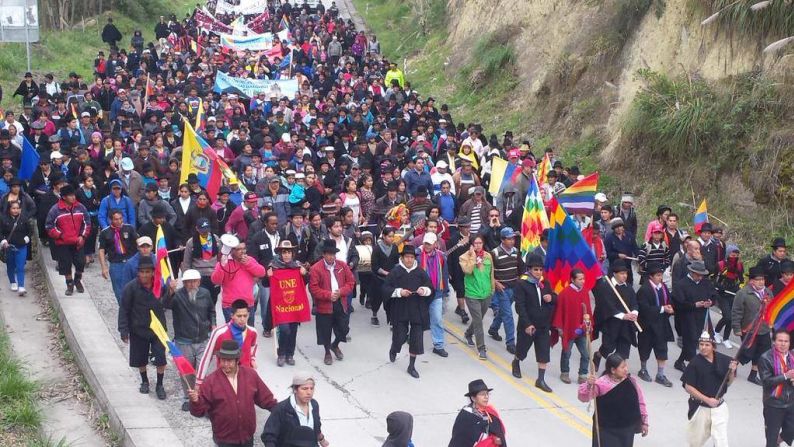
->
<box><xmin>121</xmin><ymin>253</ymin><xmax>156</xmax><ymax>287</ymax></box>
<box><xmin>403</xmin><ymin>168</ymin><xmax>433</xmax><ymax>197</ymax></box>
<box><xmin>605</xmin><ymin>231</ymin><xmax>639</xmax><ymax>263</ymax></box>
<box><xmin>98</xmin><ymin>194</ymin><xmax>136</xmax><ymax>229</ymax></box>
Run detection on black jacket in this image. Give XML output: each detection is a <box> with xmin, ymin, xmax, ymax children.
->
<box><xmin>448</xmin><ymin>405</ymin><xmax>507</xmax><ymax>447</ymax></box>
<box><xmin>757</xmin><ymin>254</ymin><xmax>790</xmax><ymax>288</ymax></box>
<box><xmin>118</xmin><ymin>279</ymin><xmax>166</xmax><ymax>339</ymax></box>
<box><xmin>161</xmin><ymin>286</ymin><xmax>215</xmax><ymax>343</ymax></box>
<box><xmin>593</xmin><ymin>277</ymin><xmax>638</xmax><ymax>345</ymax></box>
<box><xmin>759</xmin><ymin>349</ymin><xmax>794</xmax><ymax>409</ymax></box>
<box><xmin>0</xmin><ymin>212</ymin><xmax>32</xmax><ymax>247</ymax></box>
<box><xmin>636</xmin><ymin>281</ymin><xmax>674</xmax><ymax>342</ymax></box>
<box><xmin>514</xmin><ymin>278</ymin><xmax>556</xmax><ymax>330</ymax></box>
<box><xmin>261</xmin><ymin>397</ymin><xmax>322</xmax><ymax>447</ymax></box>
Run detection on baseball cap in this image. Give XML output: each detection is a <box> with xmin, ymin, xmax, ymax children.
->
<box><xmin>422</xmin><ymin>232</ymin><xmax>437</xmax><ymax>245</ymax></box>
<box><xmin>136</xmin><ymin>236</ymin><xmax>153</xmax><ymax>246</ymax></box>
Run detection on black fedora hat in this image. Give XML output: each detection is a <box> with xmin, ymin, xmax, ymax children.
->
<box><xmin>465</xmin><ymin>379</ymin><xmax>493</xmax><ymax>397</ymax></box>
<box><xmin>320</xmin><ymin>239</ymin><xmax>339</xmax><ymax>254</ymax></box>
<box><xmin>772</xmin><ymin>237</ymin><xmax>788</xmax><ymax>249</ymax></box>
<box><xmin>218</xmin><ymin>339</ymin><xmax>241</xmax><ymax>359</ymax></box>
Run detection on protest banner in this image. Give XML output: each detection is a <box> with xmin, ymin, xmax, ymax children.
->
<box><xmin>213</xmin><ymin>71</ymin><xmax>299</xmax><ymax>98</ymax></box>
<box><xmin>270</xmin><ymin>268</ymin><xmax>311</xmax><ymax>326</ymax></box>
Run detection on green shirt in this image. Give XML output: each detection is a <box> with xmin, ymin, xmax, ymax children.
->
<box><xmin>464</xmin><ymin>256</ymin><xmax>492</xmax><ymax>299</ymax></box>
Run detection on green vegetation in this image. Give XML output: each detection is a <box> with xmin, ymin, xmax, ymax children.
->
<box><xmin>352</xmin><ymin>0</ymin><xmax>524</xmax><ymax>135</ymax></box>
<box><xmin>0</xmin><ymin>329</ymin><xmax>64</xmax><ymax>446</ymax></box>
<box><xmin>622</xmin><ymin>69</ymin><xmax>790</xmax><ymax>174</ymax></box>
<box><xmin>692</xmin><ymin>0</ymin><xmax>794</xmax><ymax>40</ymax></box>
<box><xmin>0</xmin><ymin>0</ymin><xmax>195</xmax><ymax>110</ymax></box>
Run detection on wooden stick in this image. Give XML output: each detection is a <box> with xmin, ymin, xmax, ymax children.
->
<box><xmin>607</xmin><ymin>277</ymin><xmax>643</xmax><ymax>332</ymax></box>
<box><xmin>167</xmin><ymin>247</ymin><xmax>186</xmax><ymax>254</ymax></box>
<box><xmin>180</xmin><ymin>373</ymin><xmax>193</xmax><ymax>393</ymax></box>
<box><xmin>582</xmin><ymin>304</ymin><xmax>601</xmax><ymax>447</ymax></box>
<box><xmin>715</xmin><ymin>299</ymin><xmax>768</xmax><ymax>399</ymax></box>
<box><xmin>165</xmin><ymin>253</ymin><xmax>176</xmax><ymax>281</ymax></box>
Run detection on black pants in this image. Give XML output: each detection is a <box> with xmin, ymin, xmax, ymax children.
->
<box><xmin>714</xmin><ymin>291</ymin><xmax>735</xmax><ymax>340</ymax></box>
<box><xmin>599</xmin><ymin>334</ymin><xmax>632</xmax><ymax>360</ymax></box>
<box><xmin>52</xmin><ymin>244</ymin><xmax>86</xmax><ymax>276</ymax></box>
<box><xmin>359</xmin><ymin>271</ymin><xmax>374</xmax><ymax>304</ymax></box>
<box><xmin>315</xmin><ymin>301</ymin><xmax>349</xmax><ymax>347</ymax></box>
<box><xmin>516</xmin><ymin>328</ymin><xmax>551</xmax><ymax>363</ymax></box>
<box><xmin>391</xmin><ymin>320</ymin><xmax>424</xmax><ymax>356</ymax></box>
<box><xmin>764</xmin><ymin>405</ymin><xmax>794</xmax><ymax>447</ymax></box>
<box><xmin>739</xmin><ymin>332</ymin><xmax>772</xmax><ymax>365</ymax></box>
<box><xmin>370</xmin><ymin>277</ymin><xmax>385</xmax><ymax>315</ymax></box>
<box><xmin>677</xmin><ymin>319</ymin><xmax>700</xmax><ymax>364</ymax></box>
<box><xmin>200</xmin><ymin>275</ymin><xmax>220</xmax><ymax>308</ymax></box>
<box><xmin>277</xmin><ymin>322</ymin><xmax>299</xmax><ymax>357</ymax></box>
<box><xmin>638</xmin><ymin>331</ymin><xmax>668</xmax><ymax>361</ymax></box>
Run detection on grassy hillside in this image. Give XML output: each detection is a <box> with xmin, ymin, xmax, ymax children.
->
<box><xmin>0</xmin><ymin>0</ymin><xmax>195</xmax><ymax>110</ymax></box>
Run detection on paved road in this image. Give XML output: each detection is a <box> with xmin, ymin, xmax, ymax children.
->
<box><xmin>72</xmin><ymin>249</ymin><xmax>766</xmax><ymax>446</ymax></box>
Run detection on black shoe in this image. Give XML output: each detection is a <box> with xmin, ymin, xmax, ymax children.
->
<box><xmin>674</xmin><ymin>360</ymin><xmax>686</xmax><ymax>372</ymax></box>
<box><xmin>324</xmin><ymin>353</ymin><xmax>333</xmax><ymax>365</ymax></box>
<box><xmin>389</xmin><ymin>351</ymin><xmax>396</xmax><ymax>363</ymax></box>
<box><xmin>262</xmin><ymin>330</ymin><xmax>272</xmax><ymax>338</ymax></box>
<box><xmin>433</xmin><ymin>348</ymin><xmax>449</xmax><ymax>358</ymax></box>
<box><xmin>371</xmin><ymin>317</ymin><xmax>380</xmax><ymax>327</ymax></box>
<box><xmin>488</xmin><ymin>328</ymin><xmax>503</xmax><ymax>342</ymax></box>
<box><xmin>181</xmin><ymin>401</ymin><xmax>190</xmax><ymax>411</ymax></box>
<box><xmin>75</xmin><ymin>281</ymin><xmax>85</xmax><ymax>293</ymax></box>
<box><xmin>637</xmin><ymin>369</ymin><xmax>652</xmax><ymax>382</ymax></box>
<box><xmin>535</xmin><ymin>379</ymin><xmax>553</xmax><ymax>393</ymax></box>
<box><xmin>155</xmin><ymin>384</ymin><xmax>166</xmax><ymax>400</ymax></box>
<box><xmin>332</xmin><ymin>346</ymin><xmax>344</xmax><ymax>360</ymax></box>
<box><xmin>465</xmin><ymin>333</ymin><xmax>475</xmax><ymax>346</ymax></box>
<box><xmin>349</xmin><ymin>305</ymin><xmax>355</xmax><ymax>313</ymax></box>
<box><xmin>65</xmin><ymin>284</ymin><xmax>74</xmax><ymax>296</ymax></box>
<box><xmin>655</xmin><ymin>375</ymin><xmax>673</xmax><ymax>387</ymax></box>
<box><xmin>462</xmin><ymin>314</ymin><xmax>470</xmax><ymax>324</ymax></box>
<box><xmin>286</xmin><ymin>356</ymin><xmax>295</xmax><ymax>366</ymax></box>
<box><xmin>365</xmin><ymin>300</ymin><xmax>372</xmax><ymax>309</ymax></box>
<box><xmin>359</xmin><ymin>295</ymin><xmax>365</xmax><ymax>305</ymax></box>
<box><xmin>139</xmin><ymin>382</ymin><xmax>150</xmax><ymax>394</ymax></box>
<box><xmin>748</xmin><ymin>374</ymin><xmax>762</xmax><ymax>386</ymax></box>
<box><xmin>592</xmin><ymin>352</ymin><xmax>602</xmax><ymax>372</ymax></box>
<box><xmin>506</xmin><ymin>344</ymin><xmax>516</xmax><ymax>355</ymax></box>
<box><xmin>277</xmin><ymin>355</ymin><xmax>286</xmax><ymax>367</ymax></box>
<box><xmin>407</xmin><ymin>366</ymin><xmax>420</xmax><ymax>378</ymax></box>
<box><xmin>512</xmin><ymin>360</ymin><xmax>522</xmax><ymax>378</ymax></box>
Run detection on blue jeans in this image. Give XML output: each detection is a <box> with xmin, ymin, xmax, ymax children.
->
<box><xmin>489</xmin><ymin>287</ymin><xmax>515</xmax><ymax>346</ymax></box>
<box><xmin>560</xmin><ymin>336</ymin><xmax>589</xmax><ymax>375</ymax></box>
<box><xmin>429</xmin><ymin>290</ymin><xmax>445</xmax><ymax>349</ymax></box>
<box><xmin>6</xmin><ymin>245</ymin><xmax>27</xmax><ymax>287</ymax></box>
<box><xmin>109</xmin><ymin>262</ymin><xmax>126</xmax><ymax>304</ymax></box>
<box><xmin>222</xmin><ymin>306</ymin><xmax>256</xmax><ymax>327</ymax></box>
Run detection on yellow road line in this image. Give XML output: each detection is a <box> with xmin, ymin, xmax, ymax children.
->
<box><xmin>447</xmin><ymin>327</ymin><xmax>593</xmax><ymax>438</ymax></box>
<box><xmin>445</xmin><ymin>318</ymin><xmax>593</xmax><ymax>424</ymax></box>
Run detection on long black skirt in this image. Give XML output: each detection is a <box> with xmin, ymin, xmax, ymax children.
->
<box><xmin>593</xmin><ymin>425</ymin><xmax>635</xmax><ymax>447</ymax></box>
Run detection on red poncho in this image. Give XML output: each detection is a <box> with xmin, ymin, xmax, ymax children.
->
<box><xmin>551</xmin><ymin>284</ymin><xmax>594</xmax><ymax>351</ymax></box>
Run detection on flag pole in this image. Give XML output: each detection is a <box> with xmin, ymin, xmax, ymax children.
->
<box><xmin>606</xmin><ymin>277</ymin><xmax>643</xmax><ymax>332</ymax></box>
<box><xmin>583</xmin><ymin>305</ymin><xmax>601</xmax><ymax>447</ymax></box>
<box><xmin>715</xmin><ymin>299</ymin><xmax>768</xmax><ymax>399</ymax></box>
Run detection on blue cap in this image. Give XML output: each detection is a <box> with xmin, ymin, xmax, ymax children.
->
<box><xmin>500</xmin><ymin>227</ymin><xmax>516</xmax><ymax>239</ymax></box>
<box><xmin>196</xmin><ymin>218</ymin><xmax>210</xmax><ymax>231</ymax></box>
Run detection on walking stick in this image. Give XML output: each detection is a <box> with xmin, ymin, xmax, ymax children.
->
<box><xmin>582</xmin><ymin>303</ymin><xmax>601</xmax><ymax>447</ymax></box>
<box><xmin>606</xmin><ymin>277</ymin><xmax>643</xmax><ymax>332</ymax></box>
<box><xmin>715</xmin><ymin>298</ymin><xmax>768</xmax><ymax>399</ymax></box>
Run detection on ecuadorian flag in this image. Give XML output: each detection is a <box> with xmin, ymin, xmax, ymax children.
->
<box><xmin>153</xmin><ymin>225</ymin><xmax>170</xmax><ymax>298</ymax></box>
<box><xmin>693</xmin><ymin>199</ymin><xmax>708</xmax><ymax>234</ymax></box>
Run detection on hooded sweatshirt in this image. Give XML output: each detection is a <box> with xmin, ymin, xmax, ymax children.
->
<box><xmin>382</xmin><ymin>411</ymin><xmax>414</xmax><ymax>447</ymax></box>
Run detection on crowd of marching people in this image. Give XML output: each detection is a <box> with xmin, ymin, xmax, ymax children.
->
<box><xmin>2</xmin><ymin>0</ymin><xmax>794</xmax><ymax>445</ymax></box>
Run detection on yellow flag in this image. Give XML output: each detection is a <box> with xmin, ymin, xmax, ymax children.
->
<box><xmin>149</xmin><ymin>310</ymin><xmax>170</xmax><ymax>353</ymax></box>
<box><xmin>488</xmin><ymin>156</ymin><xmax>508</xmax><ymax>195</ymax></box>
<box><xmin>179</xmin><ymin>119</ymin><xmax>200</xmax><ymax>185</ymax></box>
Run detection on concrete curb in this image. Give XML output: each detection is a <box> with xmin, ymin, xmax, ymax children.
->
<box><xmin>336</xmin><ymin>0</ymin><xmax>367</xmax><ymax>32</ymax></box>
<box><xmin>36</xmin><ymin>246</ymin><xmax>185</xmax><ymax>447</ymax></box>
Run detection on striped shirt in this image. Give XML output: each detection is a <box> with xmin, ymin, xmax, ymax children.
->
<box><xmin>195</xmin><ymin>322</ymin><xmax>258</xmax><ymax>384</ymax></box>
<box><xmin>492</xmin><ymin>245</ymin><xmax>521</xmax><ymax>285</ymax></box>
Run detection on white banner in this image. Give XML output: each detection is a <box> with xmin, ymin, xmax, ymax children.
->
<box><xmin>215</xmin><ymin>0</ymin><xmax>268</xmax><ymax>15</ymax></box>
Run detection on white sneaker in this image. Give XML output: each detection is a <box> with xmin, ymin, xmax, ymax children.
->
<box><xmin>723</xmin><ymin>340</ymin><xmax>734</xmax><ymax>349</ymax></box>
<box><xmin>714</xmin><ymin>333</ymin><xmax>724</xmax><ymax>343</ymax></box>
<box><xmin>10</xmin><ymin>283</ymin><xmax>17</xmax><ymax>291</ymax></box>
<box><xmin>17</xmin><ymin>287</ymin><xmax>25</xmax><ymax>296</ymax></box>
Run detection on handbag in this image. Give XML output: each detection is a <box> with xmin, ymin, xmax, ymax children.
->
<box><xmin>0</xmin><ymin>218</ymin><xmax>21</xmax><ymax>264</ymax></box>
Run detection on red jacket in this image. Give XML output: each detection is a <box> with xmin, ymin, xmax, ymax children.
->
<box><xmin>308</xmin><ymin>259</ymin><xmax>356</xmax><ymax>314</ymax></box>
<box><xmin>45</xmin><ymin>199</ymin><xmax>91</xmax><ymax>246</ymax></box>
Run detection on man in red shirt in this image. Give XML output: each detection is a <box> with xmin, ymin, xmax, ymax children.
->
<box><xmin>189</xmin><ymin>339</ymin><xmax>277</xmax><ymax>447</ymax></box>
